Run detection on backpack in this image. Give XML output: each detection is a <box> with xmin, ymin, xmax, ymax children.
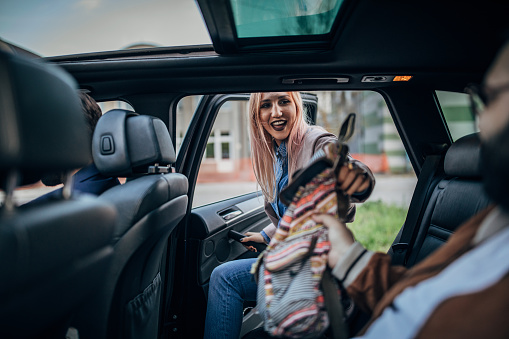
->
<box><xmin>252</xmin><ymin>114</ymin><xmax>356</xmax><ymax>339</ymax></box>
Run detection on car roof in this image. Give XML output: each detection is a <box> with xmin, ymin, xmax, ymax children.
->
<box><xmin>39</xmin><ymin>0</ymin><xmax>509</xmax><ymax>100</ymax></box>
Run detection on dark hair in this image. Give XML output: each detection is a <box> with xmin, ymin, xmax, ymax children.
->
<box><xmin>41</xmin><ymin>92</ymin><xmax>102</xmax><ymax>187</ymax></box>
<box><xmin>79</xmin><ymin>92</ymin><xmax>102</xmax><ymax>138</ymax></box>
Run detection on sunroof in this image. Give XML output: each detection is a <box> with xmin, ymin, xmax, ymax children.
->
<box><xmin>229</xmin><ymin>0</ymin><xmax>344</xmax><ymax>38</ymax></box>
<box><xmin>0</xmin><ymin>0</ymin><xmax>211</xmax><ymax>57</ymax></box>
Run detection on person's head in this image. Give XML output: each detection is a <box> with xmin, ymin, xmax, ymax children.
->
<box><xmin>471</xmin><ymin>41</ymin><xmax>509</xmax><ymax>212</ymax></box>
<box><xmin>41</xmin><ymin>92</ymin><xmax>102</xmax><ymax>186</ymax></box>
<box><xmin>250</xmin><ymin>92</ymin><xmax>301</xmax><ymax>145</ymax></box>
<box><xmin>248</xmin><ymin>91</ymin><xmax>309</xmax><ymax>201</ymax></box>
<box><xmin>79</xmin><ymin>91</ymin><xmax>103</xmax><ymax>140</ymax></box>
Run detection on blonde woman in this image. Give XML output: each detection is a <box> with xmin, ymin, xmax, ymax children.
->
<box><xmin>203</xmin><ymin>92</ymin><xmax>375</xmax><ymax>339</ymax></box>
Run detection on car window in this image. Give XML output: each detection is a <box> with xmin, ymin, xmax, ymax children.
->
<box><xmin>436</xmin><ymin>90</ymin><xmax>479</xmax><ymax>141</ymax></box>
<box><xmin>98</xmin><ymin>100</ymin><xmax>134</xmax><ymax>113</ymax></box>
<box><xmin>179</xmin><ymin>91</ymin><xmax>416</xmax><ymax>214</ymax></box>
<box><xmin>177</xmin><ymin>91</ymin><xmax>416</xmax><ymax>251</ymax></box>
<box><xmin>314</xmin><ymin>91</ymin><xmax>416</xmax><ymax>252</ymax></box>
<box><xmin>230</xmin><ymin>0</ymin><xmax>343</xmax><ymax>38</ymax></box>
<box><xmin>178</xmin><ymin>96</ymin><xmax>257</xmax><ymax>208</ymax></box>
<box><xmin>198</xmin><ymin>98</ymin><xmax>257</xmax><ymax>204</ymax></box>
<box><xmin>176</xmin><ymin>95</ymin><xmax>204</xmax><ymax>153</ymax></box>
<box><xmin>315</xmin><ymin>91</ymin><xmax>412</xmax><ymax>174</ymax></box>
<box><xmin>0</xmin><ymin>0</ymin><xmax>210</xmax><ymax>57</ymax></box>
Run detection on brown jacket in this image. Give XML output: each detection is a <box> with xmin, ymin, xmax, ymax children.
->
<box><xmin>346</xmin><ymin>206</ymin><xmax>509</xmax><ymax>338</ymax></box>
<box><xmin>262</xmin><ymin>126</ymin><xmax>375</xmax><ymax>238</ymax></box>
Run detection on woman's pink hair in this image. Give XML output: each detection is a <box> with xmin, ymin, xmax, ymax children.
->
<box><xmin>248</xmin><ymin>92</ymin><xmax>309</xmax><ymax>202</ymax></box>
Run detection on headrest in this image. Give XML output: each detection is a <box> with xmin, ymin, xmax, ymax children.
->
<box><xmin>92</xmin><ymin>109</ymin><xmax>176</xmax><ymax>177</ymax></box>
<box><xmin>444</xmin><ymin>133</ymin><xmax>481</xmax><ymax>178</ymax></box>
<box><xmin>0</xmin><ymin>51</ymin><xmax>91</xmax><ymax>173</ymax></box>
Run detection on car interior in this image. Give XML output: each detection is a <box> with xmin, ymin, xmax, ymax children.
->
<box><xmin>1</xmin><ymin>0</ymin><xmax>509</xmax><ymax>338</ymax></box>
<box><xmin>0</xmin><ymin>50</ymin><xmax>117</xmax><ymax>338</ymax></box>
<box><xmin>73</xmin><ymin>109</ymin><xmax>189</xmax><ymax>339</ymax></box>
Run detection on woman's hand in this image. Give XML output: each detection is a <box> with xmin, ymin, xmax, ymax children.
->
<box><xmin>337</xmin><ymin>162</ymin><xmax>370</xmax><ymax>196</ymax></box>
<box><xmin>241</xmin><ymin>232</ymin><xmax>266</xmax><ymax>252</ymax></box>
<box><xmin>312</xmin><ymin>213</ymin><xmax>355</xmax><ymax>268</ymax></box>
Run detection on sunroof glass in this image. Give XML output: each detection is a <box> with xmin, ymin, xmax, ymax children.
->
<box><xmin>229</xmin><ymin>0</ymin><xmax>344</xmax><ymax>38</ymax></box>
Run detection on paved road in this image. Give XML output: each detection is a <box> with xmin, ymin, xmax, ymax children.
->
<box><xmin>7</xmin><ymin>186</ymin><xmax>61</xmax><ymax>206</ymax></box>
<box><xmin>7</xmin><ymin>173</ymin><xmax>417</xmax><ymax>208</ymax></box>
<box><xmin>368</xmin><ymin>173</ymin><xmax>417</xmax><ymax>207</ymax></box>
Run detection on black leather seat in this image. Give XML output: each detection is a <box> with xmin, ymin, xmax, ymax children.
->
<box><xmin>74</xmin><ymin>109</ymin><xmax>189</xmax><ymax>339</ymax></box>
<box><xmin>0</xmin><ymin>51</ymin><xmax>117</xmax><ymax>338</ymax></box>
<box><xmin>405</xmin><ymin>133</ymin><xmax>492</xmax><ymax>267</ymax></box>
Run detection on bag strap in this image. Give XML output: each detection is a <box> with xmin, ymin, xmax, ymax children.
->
<box><xmin>391</xmin><ymin>154</ymin><xmax>442</xmax><ymax>266</ymax></box>
<box><xmin>322</xmin><ymin>269</ymin><xmax>348</xmax><ymax>339</ymax></box>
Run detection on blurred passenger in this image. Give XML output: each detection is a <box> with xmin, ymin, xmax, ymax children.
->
<box><xmin>27</xmin><ymin>92</ymin><xmax>119</xmax><ymax>204</ymax></box>
<box><xmin>313</xmin><ymin>41</ymin><xmax>509</xmax><ymax>338</ymax></box>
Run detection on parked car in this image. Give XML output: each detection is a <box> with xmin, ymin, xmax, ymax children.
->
<box><xmin>1</xmin><ymin>0</ymin><xmax>509</xmax><ymax>338</ymax></box>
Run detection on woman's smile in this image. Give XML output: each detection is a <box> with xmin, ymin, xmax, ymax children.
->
<box><xmin>271</xmin><ymin>119</ymin><xmax>287</xmax><ymax>131</ymax></box>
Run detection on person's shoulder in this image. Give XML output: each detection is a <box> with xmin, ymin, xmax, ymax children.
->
<box><xmin>305</xmin><ymin>125</ymin><xmax>337</xmax><ymax>141</ymax></box>
<box><xmin>307</xmin><ymin>125</ymin><xmax>337</xmax><ymax>139</ymax></box>
<box><xmin>74</xmin><ymin>163</ymin><xmax>100</xmax><ymax>181</ymax></box>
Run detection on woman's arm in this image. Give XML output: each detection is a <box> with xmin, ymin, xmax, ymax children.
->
<box><xmin>314</xmin><ymin>133</ymin><xmax>375</xmax><ymax>207</ymax></box>
<box><xmin>313</xmin><ymin>132</ymin><xmax>375</xmax><ymax>202</ymax></box>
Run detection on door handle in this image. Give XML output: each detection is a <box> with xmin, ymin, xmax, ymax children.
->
<box><xmin>219</xmin><ymin>207</ymin><xmax>243</xmax><ymax>220</ymax></box>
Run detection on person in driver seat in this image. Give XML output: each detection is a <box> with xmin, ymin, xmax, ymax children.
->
<box><xmin>313</xmin><ymin>40</ymin><xmax>509</xmax><ymax>338</ymax></box>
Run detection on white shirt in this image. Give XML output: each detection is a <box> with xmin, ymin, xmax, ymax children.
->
<box><xmin>357</xmin><ymin>207</ymin><xmax>509</xmax><ymax>339</ymax></box>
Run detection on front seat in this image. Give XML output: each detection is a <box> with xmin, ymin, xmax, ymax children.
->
<box><xmin>0</xmin><ymin>51</ymin><xmax>117</xmax><ymax>338</ymax></box>
<box><xmin>74</xmin><ymin>109</ymin><xmax>189</xmax><ymax>339</ymax></box>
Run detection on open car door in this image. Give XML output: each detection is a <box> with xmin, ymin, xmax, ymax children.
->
<box><xmin>165</xmin><ymin>93</ymin><xmax>317</xmax><ymax>338</ymax></box>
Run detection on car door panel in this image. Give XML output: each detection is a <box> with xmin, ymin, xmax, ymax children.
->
<box><xmin>182</xmin><ymin>93</ymin><xmax>318</xmax><ymax>285</ymax></box>
<box><xmin>189</xmin><ymin>192</ymin><xmax>270</xmax><ymax>285</ymax></box>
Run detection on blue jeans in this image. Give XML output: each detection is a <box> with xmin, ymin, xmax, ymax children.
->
<box><xmin>203</xmin><ymin>258</ymin><xmax>258</xmax><ymax>339</ymax></box>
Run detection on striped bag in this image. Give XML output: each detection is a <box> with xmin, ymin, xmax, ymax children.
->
<box><xmin>253</xmin><ymin>114</ymin><xmax>356</xmax><ymax>339</ymax></box>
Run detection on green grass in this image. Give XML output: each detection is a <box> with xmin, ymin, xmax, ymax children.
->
<box><xmin>349</xmin><ymin>200</ymin><xmax>407</xmax><ymax>253</ymax></box>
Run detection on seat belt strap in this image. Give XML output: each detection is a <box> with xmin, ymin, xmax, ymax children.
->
<box><xmin>322</xmin><ymin>268</ymin><xmax>348</xmax><ymax>339</ymax></box>
<box><xmin>391</xmin><ymin>154</ymin><xmax>442</xmax><ymax>266</ymax></box>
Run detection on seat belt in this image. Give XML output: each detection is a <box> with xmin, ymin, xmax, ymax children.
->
<box><xmin>322</xmin><ymin>269</ymin><xmax>348</xmax><ymax>339</ymax></box>
<box><xmin>391</xmin><ymin>154</ymin><xmax>442</xmax><ymax>266</ymax></box>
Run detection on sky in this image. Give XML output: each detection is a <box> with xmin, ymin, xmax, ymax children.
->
<box><xmin>0</xmin><ymin>0</ymin><xmax>211</xmax><ymax>56</ymax></box>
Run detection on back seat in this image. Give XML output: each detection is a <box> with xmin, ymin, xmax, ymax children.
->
<box><xmin>405</xmin><ymin>133</ymin><xmax>492</xmax><ymax>267</ymax></box>
<box><xmin>347</xmin><ymin>133</ymin><xmax>494</xmax><ymax>334</ymax></box>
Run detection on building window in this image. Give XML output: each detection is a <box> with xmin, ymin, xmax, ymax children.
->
<box><xmin>221</xmin><ymin>142</ymin><xmax>230</xmax><ymax>159</ymax></box>
<box><xmin>206</xmin><ymin>143</ymin><xmax>215</xmax><ymax>158</ymax></box>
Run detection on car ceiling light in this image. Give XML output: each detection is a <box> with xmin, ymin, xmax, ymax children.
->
<box><xmin>361</xmin><ymin>76</ymin><xmax>393</xmax><ymax>83</ymax></box>
<box><xmin>362</xmin><ymin>75</ymin><xmax>413</xmax><ymax>83</ymax></box>
<box><xmin>282</xmin><ymin>76</ymin><xmax>350</xmax><ymax>84</ymax></box>
<box><xmin>393</xmin><ymin>75</ymin><xmax>413</xmax><ymax>82</ymax></box>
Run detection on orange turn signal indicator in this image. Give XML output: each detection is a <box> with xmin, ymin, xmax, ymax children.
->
<box><xmin>393</xmin><ymin>76</ymin><xmax>413</xmax><ymax>82</ymax></box>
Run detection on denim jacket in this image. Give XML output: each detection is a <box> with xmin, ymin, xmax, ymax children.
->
<box><xmin>261</xmin><ymin>141</ymin><xmax>288</xmax><ymax>243</ymax></box>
